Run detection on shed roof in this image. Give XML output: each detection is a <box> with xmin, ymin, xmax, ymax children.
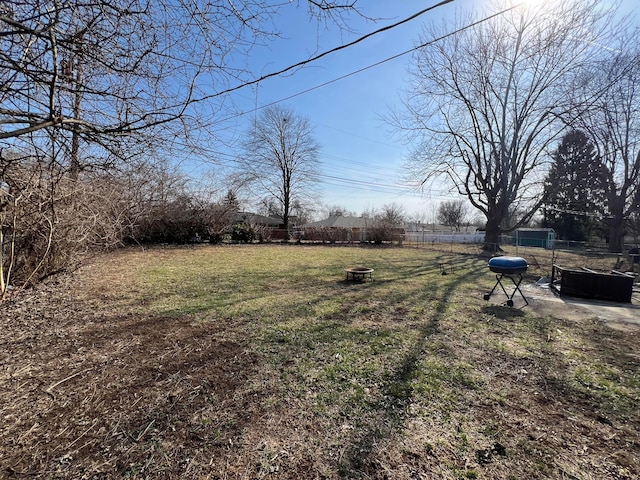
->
<box><xmin>515</xmin><ymin>228</ymin><xmax>555</xmax><ymax>232</ymax></box>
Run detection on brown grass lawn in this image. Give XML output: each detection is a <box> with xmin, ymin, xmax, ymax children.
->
<box><xmin>1</xmin><ymin>244</ymin><xmax>638</xmax><ymax>479</ymax></box>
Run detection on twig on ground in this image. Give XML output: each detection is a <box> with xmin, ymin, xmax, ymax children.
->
<box><xmin>136</xmin><ymin>419</ymin><xmax>156</xmax><ymax>442</ymax></box>
<box><xmin>45</xmin><ymin>369</ymin><xmax>90</xmax><ymax>393</ymax></box>
<box><xmin>63</xmin><ymin>419</ymin><xmax>99</xmax><ymax>451</ymax></box>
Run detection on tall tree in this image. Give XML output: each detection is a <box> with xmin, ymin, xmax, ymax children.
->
<box><xmin>367</xmin><ymin>203</ymin><xmax>406</xmax><ymax>244</ymax></box>
<box><xmin>437</xmin><ymin>200</ymin><xmax>468</xmax><ymax>231</ymax></box>
<box><xmin>543</xmin><ymin>130</ymin><xmax>605</xmax><ymax>241</ymax></box>
<box><xmin>572</xmin><ymin>37</ymin><xmax>640</xmax><ymax>252</ymax></box>
<box><xmin>223</xmin><ymin>189</ymin><xmax>241</xmax><ymax>212</ymax></box>
<box><xmin>379</xmin><ymin>202</ymin><xmax>406</xmax><ymax>227</ymax></box>
<box><xmin>242</xmin><ymin>105</ymin><xmax>320</xmax><ymax>239</ymax></box>
<box><xmin>323</xmin><ymin>204</ymin><xmax>355</xmax><ymax>218</ymax></box>
<box><xmin>395</xmin><ymin>1</ymin><xmax>615</xmax><ymax>251</ymax></box>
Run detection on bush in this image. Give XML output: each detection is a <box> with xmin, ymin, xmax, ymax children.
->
<box><xmin>231</xmin><ymin>223</ymin><xmax>254</xmax><ymax>243</ymax></box>
<box><xmin>297</xmin><ymin>227</ymin><xmax>352</xmax><ymax>243</ymax></box>
<box><xmin>253</xmin><ymin>224</ymin><xmax>272</xmax><ymax>243</ymax></box>
<box><xmin>367</xmin><ymin>223</ymin><xmax>396</xmax><ymax>244</ymax></box>
<box><xmin>0</xmin><ymin>162</ymin><xmax>132</xmax><ymax>293</ymax></box>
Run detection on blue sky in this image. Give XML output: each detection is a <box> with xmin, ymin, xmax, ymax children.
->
<box><xmin>196</xmin><ymin>0</ymin><xmax>638</xmax><ymax>220</ymax></box>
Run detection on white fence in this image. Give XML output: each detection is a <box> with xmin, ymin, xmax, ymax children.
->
<box><xmin>404</xmin><ymin>231</ymin><xmax>485</xmax><ymax>244</ymax></box>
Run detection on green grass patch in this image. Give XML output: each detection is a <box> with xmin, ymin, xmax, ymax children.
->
<box><xmin>75</xmin><ymin>244</ymin><xmax>640</xmax><ymax>479</ymax></box>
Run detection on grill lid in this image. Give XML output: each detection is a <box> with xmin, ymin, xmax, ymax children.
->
<box><xmin>488</xmin><ymin>256</ymin><xmax>528</xmax><ymax>274</ymax></box>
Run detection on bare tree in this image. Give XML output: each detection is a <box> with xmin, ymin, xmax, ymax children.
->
<box><xmin>395</xmin><ymin>1</ymin><xmax>616</xmax><ymax>251</ymax></box>
<box><xmin>242</xmin><ymin>105</ymin><xmax>320</xmax><ymax>239</ymax></box>
<box><xmin>379</xmin><ymin>202</ymin><xmax>406</xmax><ymax>227</ymax></box>
<box><xmin>290</xmin><ymin>199</ymin><xmax>314</xmax><ymax>226</ymax></box>
<box><xmin>367</xmin><ymin>203</ymin><xmax>405</xmax><ymax>244</ymax></box>
<box><xmin>0</xmin><ymin>1</ymin><xmax>364</xmax><ymax>155</ymax></box>
<box><xmin>437</xmin><ymin>200</ymin><xmax>468</xmax><ymax>231</ymax></box>
<box><xmin>572</xmin><ymin>36</ymin><xmax>640</xmax><ymax>252</ymax></box>
<box><xmin>322</xmin><ymin>204</ymin><xmax>356</xmax><ymax>218</ymax></box>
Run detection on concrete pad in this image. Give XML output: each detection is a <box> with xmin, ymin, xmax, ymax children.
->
<box><xmin>521</xmin><ymin>283</ymin><xmax>640</xmax><ymax>332</ymax></box>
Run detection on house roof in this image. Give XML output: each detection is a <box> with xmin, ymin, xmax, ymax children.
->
<box><xmin>233</xmin><ymin>212</ymin><xmax>281</xmax><ymax>226</ymax></box>
<box><xmin>302</xmin><ymin>216</ymin><xmax>369</xmax><ymax>229</ymax></box>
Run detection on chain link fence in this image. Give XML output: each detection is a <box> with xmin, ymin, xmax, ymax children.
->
<box><xmin>402</xmin><ymin>233</ymin><xmax>640</xmax><ymax>281</ymax></box>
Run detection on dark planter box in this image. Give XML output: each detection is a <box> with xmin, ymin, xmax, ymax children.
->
<box><xmin>553</xmin><ymin>266</ymin><xmax>634</xmax><ymax>303</ymax></box>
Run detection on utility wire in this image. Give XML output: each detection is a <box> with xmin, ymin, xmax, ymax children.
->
<box><xmin>319</xmin><ymin>173</ymin><xmax>409</xmax><ymax>190</ymax></box>
<box><xmin>211</xmin><ymin>2</ymin><xmax>523</xmax><ymax>125</ymax></box>
<box><xmin>205</xmin><ymin>0</ymin><xmax>455</xmax><ymax>102</ymax></box>
<box><xmin>177</xmin><ymin>4</ymin><xmax>529</xmax><ymax>203</ymax></box>
<box><xmin>179</xmin><ymin>135</ymin><xmax>461</xmax><ymax>198</ymax></box>
<box><xmin>184</xmin><ymin>149</ymin><xmax>432</xmax><ymax>196</ymax></box>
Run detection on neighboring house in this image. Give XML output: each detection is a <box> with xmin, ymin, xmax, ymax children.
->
<box><xmin>299</xmin><ymin>215</ymin><xmax>370</xmax><ymax>242</ymax></box>
<box><xmin>233</xmin><ymin>212</ymin><xmax>282</xmax><ymax>228</ymax></box>
<box><xmin>232</xmin><ymin>212</ymin><xmax>306</xmax><ymax>240</ymax></box>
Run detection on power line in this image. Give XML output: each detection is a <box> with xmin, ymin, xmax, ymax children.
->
<box><xmin>180</xmin><ymin>143</ymin><xmax>462</xmax><ymax>200</ymax></box>
<box><xmin>193</xmin><ymin>2</ymin><xmax>526</xmax><ymax>173</ymax></box>
<box><xmin>319</xmin><ymin>173</ymin><xmax>408</xmax><ymax>191</ymax></box>
<box><xmin>165</xmin><ymin>131</ymin><xmax>465</xmax><ymax>202</ymax></box>
<box><xmin>311</xmin><ymin>121</ymin><xmax>398</xmax><ymax>149</ymax></box>
<box><xmin>202</xmin><ymin>1</ymin><xmax>455</xmax><ymax>104</ymax></box>
<box><xmin>211</xmin><ymin>2</ymin><xmax>524</xmax><ymax>125</ymax></box>
<box><xmin>175</xmin><ymin>4</ymin><xmax>528</xmax><ymax>208</ymax></box>
<box><xmin>322</xmin><ymin>156</ymin><xmax>400</xmax><ymax>176</ymax></box>
<box><xmin>181</xmin><ymin>150</ymin><xmax>421</xmax><ymax>197</ymax></box>
<box><xmin>228</xmin><ymin>90</ymin><xmax>401</xmax><ymax>148</ymax></box>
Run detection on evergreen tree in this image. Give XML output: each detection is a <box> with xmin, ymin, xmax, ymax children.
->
<box><xmin>223</xmin><ymin>190</ymin><xmax>240</xmax><ymax>212</ymax></box>
<box><xmin>543</xmin><ymin>130</ymin><xmax>605</xmax><ymax>241</ymax></box>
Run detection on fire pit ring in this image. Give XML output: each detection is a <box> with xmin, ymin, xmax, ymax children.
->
<box><xmin>345</xmin><ymin>267</ymin><xmax>374</xmax><ymax>282</ymax></box>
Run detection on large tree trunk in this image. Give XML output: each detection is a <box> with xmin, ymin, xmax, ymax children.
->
<box><xmin>608</xmin><ymin>212</ymin><xmax>626</xmax><ymax>253</ymax></box>
<box><xmin>282</xmin><ymin>202</ymin><xmax>291</xmax><ymax>241</ymax></box>
<box><xmin>483</xmin><ymin>214</ymin><xmax>502</xmax><ymax>253</ymax></box>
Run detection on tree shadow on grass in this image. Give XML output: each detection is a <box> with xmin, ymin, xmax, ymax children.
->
<box><xmin>335</xmin><ymin>256</ymin><xmax>488</xmax><ymax>476</ymax></box>
<box><xmin>334</xmin><ymin>256</ymin><xmax>640</xmax><ymax>478</ymax></box>
<box><xmin>481</xmin><ymin>304</ymin><xmax>527</xmax><ymax>320</ymax></box>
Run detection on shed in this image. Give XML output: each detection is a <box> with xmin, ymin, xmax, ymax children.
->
<box><xmin>512</xmin><ymin>228</ymin><xmax>555</xmax><ymax>249</ymax></box>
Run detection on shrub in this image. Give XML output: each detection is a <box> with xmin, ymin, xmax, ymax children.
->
<box><xmin>231</xmin><ymin>223</ymin><xmax>255</xmax><ymax>243</ymax></box>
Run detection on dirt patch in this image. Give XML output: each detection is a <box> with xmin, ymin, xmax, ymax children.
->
<box><xmin>1</xmin><ymin>275</ymin><xmax>265</xmax><ymax>478</ymax></box>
